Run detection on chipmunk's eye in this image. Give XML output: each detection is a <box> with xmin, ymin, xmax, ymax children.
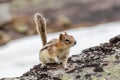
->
<box><xmin>65</xmin><ymin>38</ymin><xmax>70</xmax><ymax>43</ymax></box>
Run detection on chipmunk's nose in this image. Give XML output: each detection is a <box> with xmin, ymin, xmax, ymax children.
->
<box><xmin>74</xmin><ymin>41</ymin><xmax>77</xmax><ymax>45</ymax></box>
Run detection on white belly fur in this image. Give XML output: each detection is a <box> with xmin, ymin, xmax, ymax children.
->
<box><xmin>39</xmin><ymin>50</ymin><xmax>55</xmax><ymax>63</ymax></box>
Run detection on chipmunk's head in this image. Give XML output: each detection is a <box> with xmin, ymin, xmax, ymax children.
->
<box><xmin>59</xmin><ymin>32</ymin><xmax>76</xmax><ymax>48</ymax></box>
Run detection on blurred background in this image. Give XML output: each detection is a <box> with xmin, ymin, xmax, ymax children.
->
<box><xmin>0</xmin><ymin>0</ymin><xmax>120</xmax><ymax>78</ymax></box>
<box><xmin>1</xmin><ymin>0</ymin><xmax>120</xmax><ymax>45</ymax></box>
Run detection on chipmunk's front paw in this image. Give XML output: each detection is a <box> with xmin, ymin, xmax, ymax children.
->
<box><xmin>62</xmin><ymin>62</ymin><xmax>68</xmax><ymax>69</ymax></box>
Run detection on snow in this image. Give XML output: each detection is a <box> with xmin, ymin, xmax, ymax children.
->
<box><xmin>0</xmin><ymin>22</ymin><xmax>120</xmax><ymax>78</ymax></box>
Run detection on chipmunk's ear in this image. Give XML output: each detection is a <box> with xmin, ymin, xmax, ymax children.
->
<box><xmin>59</xmin><ymin>33</ymin><xmax>63</xmax><ymax>40</ymax></box>
<box><xmin>64</xmin><ymin>32</ymin><xmax>68</xmax><ymax>35</ymax></box>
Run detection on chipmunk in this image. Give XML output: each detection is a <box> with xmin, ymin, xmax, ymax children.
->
<box><xmin>34</xmin><ymin>13</ymin><xmax>76</xmax><ymax>68</ymax></box>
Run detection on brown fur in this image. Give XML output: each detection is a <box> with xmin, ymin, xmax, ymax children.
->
<box><xmin>34</xmin><ymin>13</ymin><xmax>76</xmax><ymax>68</ymax></box>
<box><xmin>34</xmin><ymin>13</ymin><xmax>47</xmax><ymax>46</ymax></box>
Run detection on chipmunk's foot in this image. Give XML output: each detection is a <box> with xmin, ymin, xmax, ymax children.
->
<box><xmin>64</xmin><ymin>65</ymin><xmax>68</xmax><ymax>69</ymax></box>
<box><xmin>62</xmin><ymin>62</ymin><xmax>68</xmax><ymax>69</ymax></box>
<box><xmin>56</xmin><ymin>61</ymin><xmax>61</xmax><ymax>64</ymax></box>
<box><xmin>41</xmin><ymin>64</ymin><xmax>46</xmax><ymax>68</ymax></box>
<box><xmin>54</xmin><ymin>56</ymin><xmax>61</xmax><ymax>64</ymax></box>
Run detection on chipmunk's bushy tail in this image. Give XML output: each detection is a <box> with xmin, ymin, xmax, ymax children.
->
<box><xmin>34</xmin><ymin>13</ymin><xmax>47</xmax><ymax>46</ymax></box>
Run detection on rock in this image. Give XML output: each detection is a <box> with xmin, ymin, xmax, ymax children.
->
<box><xmin>1</xmin><ymin>35</ymin><xmax>120</xmax><ymax>80</ymax></box>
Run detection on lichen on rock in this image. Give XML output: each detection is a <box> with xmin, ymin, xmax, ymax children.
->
<box><xmin>1</xmin><ymin>35</ymin><xmax>120</xmax><ymax>80</ymax></box>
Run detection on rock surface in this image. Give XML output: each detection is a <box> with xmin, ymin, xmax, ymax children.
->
<box><xmin>1</xmin><ymin>35</ymin><xmax>120</xmax><ymax>80</ymax></box>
